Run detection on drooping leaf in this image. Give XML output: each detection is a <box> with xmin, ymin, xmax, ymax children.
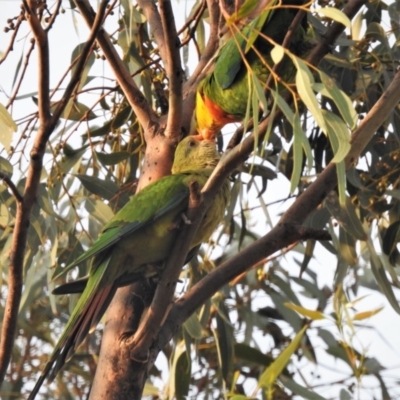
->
<box><xmin>315</xmin><ymin>7</ymin><xmax>351</xmax><ymax>28</ymax></box>
<box><xmin>0</xmin><ymin>156</ymin><xmax>13</xmax><ymax>178</ymax></box>
<box><xmin>183</xmin><ymin>313</ymin><xmax>203</xmax><ymax>339</ymax></box>
<box><xmin>75</xmin><ymin>174</ymin><xmax>120</xmax><ymax>200</ymax></box>
<box><xmin>353</xmin><ymin>307</ymin><xmax>384</xmax><ymax>321</ymax></box>
<box><xmin>284</xmin><ymin>302</ymin><xmax>325</xmax><ymax>320</ymax></box>
<box><xmin>279</xmin><ymin>375</ymin><xmax>326</xmax><ymax>400</ymax></box>
<box><xmin>0</xmin><ymin>103</ymin><xmax>17</xmax><ymax>151</ymax></box>
<box><xmin>258</xmin><ymin>325</ymin><xmax>308</xmax><ymax>390</ymax></box>
<box><xmin>367</xmin><ymin>239</ymin><xmax>400</xmax><ymax>314</ymax></box>
<box><xmin>214</xmin><ymin>301</ymin><xmax>234</xmax><ymax>385</ymax></box>
<box><xmin>95</xmin><ymin>151</ymin><xmax>130</xmax><ymax>166</ymax></box>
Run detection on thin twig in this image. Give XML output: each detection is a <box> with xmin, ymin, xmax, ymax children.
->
<box><xmin>44</xmin><ymin>0</ymin><xmax>62</xmax><ymax>31</ymax></box>
<box><xmin>0</xmin><ymin>0</ymin><xmax>109</xmax><ymax>386</ymax></box>
<box><xmin>137</xmin><ymin>0</ymin><xmax>169</xmax><ymax>67</ymax></box>
<box><xmin>186</xmin><ymin>0</ymin><xmax>220</xmax><ymax>88</ymax></box>
<box><xmin>0</xmin><ymin>0</ymin><xmax>52</xmax><ymax>384</ymax></box>
<box><xmin>0</xmin><ymin>172</ymin><xmax>23</xmax><ymax>203</ymax></box>
<box><xmin>0</xmin><ymin>14</ymin><xmax>24</xmax><ymax>65</ymax></box>
<box><xmin>74</xmin><ymin>0</ymin><xmax>158</xmax><ymax>131</ymax></box>
<box><xmin>51</xmin><ymin>2</ymin><xmax>108</xmax><ymax>124</ymax></box>
<box><xmin>6</xmin><ymin>39</ymin><xmax>36</xmax><ymax>109</ymax></box>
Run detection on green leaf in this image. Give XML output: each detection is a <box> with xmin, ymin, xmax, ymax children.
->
<box><xmin>338</xmin><ymin>227</ymin><xmax>358</xmax><ymax>266</ymax></box>
<box><xmin>60</xmin><ymin>100</ymin><xmax>97</xmax><ymax>121</ymax></box>
<box><xmin>171</xmin><ymin>342</ymin><xmax>191</xmax><ymax>400</ymax></box>
<box><xmin>19</xmin><ymin>249</ymin><xmax>50</xmax><ymax>317</ymax></box>
<box><xmin>75</xmin><ymin>174</ymin><xmax>119</xmax><ymax>200</ymax></box>
<box><xmin>290</xmin><ymin>120</ymin><xmax>303</xmax><ymax>194</ymax></box>
<box><xmin>234</xmin><ymin>343</ymin><xmax>274</xmax><ymax>367</ymax></box>
<box><xmin>37</xmin><ymin>184</ymin><xmax>63</xmax><ymax>220</ymax></box>
<box><xmin>271</xmin><ymin>44</ymin><xmax>284</xmax><ymax>65</ymax></box>
<box><xmin>87</xmin><ymin>106</ymin><xmax>132</xmax><ymax>138</ymax></box>
<box><xmin>322</xmin><ymin>110</ymin><xmax>351</xmax><ymax>164</ymax></box>
<box><xmin>315</xmin><ymin>7</ymin><xmax>351</xmax><ymax>28</ymax></box>
<box><xmin>232</xmin><ymin>0</ymin><xmax>272</xmax><ymax>21</ymax></box>
<box><xmin>318</xmin><ymin>328</ymin><xmax>337</xmax><ymax>348</ymax></box>
<box><xmin>0</xmin><ymin>103</ymin><xmax>17</xmax><ymax>151</ymax></box>
<box><xmin>325</xmin><ymin>193</ymin><xmax>366</xmax><ymax>240</ymax></box>
<box><xmin>71</xmin><ymin>42</ymin><xmax>95</xmax><ymax>91</ymax></box>
<box><xmin>214</xmin><ymin>302</ymin><xmax>234</xmax><ymax>385</ymax></box>
<box><xmin>0</xmin><ymin>156</ymin><xmax>13</xmax><ymax>178</ymax></box>
<box><xmin>284</xmin><ymin>302</ymin><xmax>326</xmax><ymax>320</ymax></box>
<box><xmin>382</xmin><ymin>221</ymin><xmax>400</xmax><ymax>257</ymax></box>
<box><xmin>183</xmin><ymin>313</ymin><xmax>203</xmax><ymax>339</ymax></box>
<box><xmin>196</xmin><ymin>19</ymin><xmax>206</xmax><ymax>54</ymax></box>
<box><xmin>252</xmin><ymin>74</ymin><xmax>269</xmax><ymax>115</ymax></box>
<box><xmin>244</xmin><ymin>9</ymin><xmax>271</xmax><ymax>53</ymax></box>
<box><xmin>294</xmin><ymin>58</ymin><xmax>327</xmax><ymax>133</ymax></box>
<box><xmin>85</xmin><ymin>198</ymin><xmax>114</xmax><ymax>226</ymax></box>
<box><xmin>315</xmin><ymin>71</ymin><xmax>358</xmax><ymax>129</ymax></box>
<box><xmin>353</xmin><ymin>307</ymin><xmax>383</xmax><ymax>321</ymax></box>
<box><xmin>351</xmin><ymin>10</ymin><xmax>364</xmax><ymax>40</ymax></box>
<box><xmin>367</xmin><ymin>239</ymin><xmax>400</xmax><ymax>314</ymax></box>
<box><xmin>95</xmin><ymin>151</ymin><xmax>130</xmax><ymax>166</ymax></box>
<box><xmin>0</xmin><ymin>203</ymin><xmax>9</xmax><ymax>226</ymax></box>
<box><xmin>270</xmin><ymin>292</ymin><xmax>302</xmax><ymax>332</ymax></box>
<box><xmin>279</xmin><ymin>375</ymin><xmax>326</xmax><ymax>400</ymax></box>
<box><xmin>258</xmin><ymin>325</ymin><xmax>308</xmax><ymax>390</ymax></box>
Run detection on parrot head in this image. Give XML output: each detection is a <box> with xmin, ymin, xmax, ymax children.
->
<box><xmin>172</xmin><ymin>136</ymin><xmax>220</xmax><ymax>174</ymax></box>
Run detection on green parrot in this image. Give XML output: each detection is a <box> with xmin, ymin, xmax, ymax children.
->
<box><xmin>28</xmin><ymin>136</ymin><xmax>230</xmax><ymax>399</ymax></box>
<box><xmin>196</xmin><ymin>0</ymin><xmax>310</xmax><ymax>140</ymax></box>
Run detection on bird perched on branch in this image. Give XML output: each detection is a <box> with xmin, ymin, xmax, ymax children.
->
<box><xmin>195</xmin><ymin>0</ymin><xmax>310</xmax><ymax>140</ymax></box>
<box><xmin>29</xmin><ymin>136</ymin><xmax>230</xmax><ymax>399</ymax></box>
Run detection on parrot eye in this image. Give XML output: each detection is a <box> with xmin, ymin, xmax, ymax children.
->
<box><xmin>188</xmin><ymin>140</ymin><xmax>196</xmax><ymax>147</ymax></box>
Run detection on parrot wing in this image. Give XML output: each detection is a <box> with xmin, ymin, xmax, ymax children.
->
<box><xmin>30</xmin><ymin>173</ymin><xmax>204</xmax><ymax>399</ymax></box>
<box><xmin>214</xmin><ymin>7</ymin><xmax>273</xmax><ymax>90</ymax></box>
<box><xmin>53</xmin><ymin>175</ymin><xmax>192</xmax><ymax>281</ymax></box>
<box><xmin>52</xmin><ymin>244</ymin><xmax>202</xmax><ymax>295</ymax></box>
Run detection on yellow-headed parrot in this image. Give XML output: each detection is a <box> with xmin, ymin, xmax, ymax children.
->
<box><xmin>29</xmin><ymin>136</ymin><xmax>230</xmax><ymax>399</ymax></box>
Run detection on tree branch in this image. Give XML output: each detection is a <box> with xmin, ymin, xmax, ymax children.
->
<box><xmin>22</xmin><ymin>0</ymin><xmax>51</xmax><ymax>122</ymax></box>
<box><xmin>148</xmin><ymin>0</ymin><xmax>369</xmax><ymax>367</ymax></box>
<box><xmin>89</xmin><ymin>0</ymin><xmax>369</xmax><ymax>396</ymax></box>
<box><xmin>0</xmin><ymin>0</ymin><xmax>52</xmax><ymax>385</ymax></box>
<box><xmin>157</xmin><ymin>66</ymin><xmax>400</xmax><ymax>356</ymax></box>
<box><xmin>137</xmin><ymin>0</ymin><xmax>169</xmax><ymax>66</ymax></box>
<box><xmin>159</xmin><ymin>0</ymin><xmax>183</xmax><ymax>138</ymax></box>
<box><xmin>186</xmin><ymin>0</ymin><xmax>220</xmax><ymax>87</ymax></box>
<box><xmin>0</xmin><ymin>0</ymin><xmax>108</xmax><ymax>387</ymax></box>
<box><xmin>74</xmin><ymin>0</ymin><xmax>158</xmax><ymax>132</ymax></box>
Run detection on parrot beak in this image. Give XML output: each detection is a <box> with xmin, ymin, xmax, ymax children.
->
<box><xmin>191</xmin><ymin>134</ymin><xmax>204</xmax><ymax>141</ymax></box>
<box><xmin>195</xmin><ymin>129</ymin><xmax>218</xmax><ymax>142</ymax></box>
